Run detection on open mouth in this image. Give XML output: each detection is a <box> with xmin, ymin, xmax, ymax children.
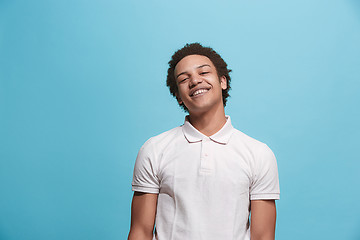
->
<box><xmin>190</xmin><ymin>88</ymin><xmax>210</xmax><ymax>97</ymax></box>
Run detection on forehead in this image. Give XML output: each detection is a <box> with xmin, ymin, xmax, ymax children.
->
<box><xmin>174</xmin><ymin>55</ymin><xmax>214</xmax><ymax>75</ymax></box>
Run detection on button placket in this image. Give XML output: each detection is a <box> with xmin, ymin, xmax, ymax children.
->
<box><xmin>200</xmin><ymin>137</ymin><xmax>213</xmax><ymax>172</ymax></box>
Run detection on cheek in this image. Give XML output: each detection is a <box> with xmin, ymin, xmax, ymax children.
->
<box><xmin>176</xmin><ymin>88</ymin><xmax>187</xmax><ymax>101</ymax></box>
<box><xmin>178</xmin><ymin>85</ymin><xmax>188</xmax><ymax>95</ymax></box>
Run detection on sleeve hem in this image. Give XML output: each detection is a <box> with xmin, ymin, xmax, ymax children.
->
<box><xmin>250</xmin><ymin>193</ymin><xmax>280</xmax><ymax>200</ymax></box>
<box><xmin>132</xmin><ymin>185</ymin><xmax>159</xmax><ymax>194</ymax></box>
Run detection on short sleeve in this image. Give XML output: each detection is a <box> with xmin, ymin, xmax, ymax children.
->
<box><xmin>131</xmin><ymin>139</ymin><xmax>160</xmax><ymax>194</ymax></box>
<box><xmin>250</xmin><ymin>144</ymin><xmax>280</xmax><ymax>200</ymax></box>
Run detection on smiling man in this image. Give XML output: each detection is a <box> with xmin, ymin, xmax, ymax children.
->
<box><xmin>128</xmin><ymin>43</ymin><xmax>280</xmax><ymax>240</ymax></box>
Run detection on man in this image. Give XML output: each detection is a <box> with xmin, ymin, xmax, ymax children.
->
<box><xmin>128</xmin><ymin>43</ymin><xmax>280</xmax><ymax>240</ymax></box>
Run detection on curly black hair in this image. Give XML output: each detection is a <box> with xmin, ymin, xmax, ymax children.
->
<box><xmin>166</xmin><ymin>43</ymin><xmax>232</xmax><ymax>112</ymax></box>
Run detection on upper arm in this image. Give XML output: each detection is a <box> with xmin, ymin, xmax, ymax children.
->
<box><xmin>250</xmin><ymin>144</ymin><xmax>280</xmax><ymax>201</ymax></box>
<box><xmin>132</xmin><ymin>140</ymin><xmax>160</xmax><ymax>194</ymax></box>
<box><xmin>128</xmin><ymin>191</ymin><xmax>158</xmax><ymax>240</ymax></box>
<box><xmin>129</xmin><ymin>139</ymin><xmax>160</xmax><ymax>239</ymax></box>
<box><xmin>250</xmin><ymin>199</ymin><xmax>277</xmax><ymax>240</ymax></box>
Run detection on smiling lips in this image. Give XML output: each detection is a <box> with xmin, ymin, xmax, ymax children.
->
<box><xmin>190</xmin><ymin>88</ymin><xmax>210</xmax><ymax>97</ymax></box>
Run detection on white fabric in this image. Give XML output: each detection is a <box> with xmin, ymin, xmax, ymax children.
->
<box><xmin>132</xmin><ymin>116</ymin><xmax>280</xmax><ymax>240</ymax></box>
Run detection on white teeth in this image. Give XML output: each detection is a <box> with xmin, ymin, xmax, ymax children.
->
<box><xmin>192</xmin><ymin>89</ymin><xmax>209</xmax><ymax>96</ymax></box>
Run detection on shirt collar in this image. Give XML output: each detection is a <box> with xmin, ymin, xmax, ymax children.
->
<box><xmin>182</xmin><ymin>115</ymin><xmax>234</xmax><ymax>144</ymax></box>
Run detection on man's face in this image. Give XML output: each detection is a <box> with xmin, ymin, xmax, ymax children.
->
<box><xmin>174</xmin><ymin>54</ymin><xmax>227</xmax><ymax>114</ymax></box>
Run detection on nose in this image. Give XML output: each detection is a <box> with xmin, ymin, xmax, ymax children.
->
<box><xmin>189</xmin><ymin>75</ymin><xmax>202</xmax><ymax>88</ymax></box>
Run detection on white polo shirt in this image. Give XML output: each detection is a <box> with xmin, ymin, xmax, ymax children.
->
<box><xmin>132</xmin><ymin>116</ymin><xmax>280</xmax><ymax>240</ymax></box>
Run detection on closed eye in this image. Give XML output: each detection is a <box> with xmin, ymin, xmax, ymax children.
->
<box><xmin>200</xmin><ymin>72</ymin><xmax>209</xmax><ymax>75</ymax></box>
<box><xmin>179</xmin><ymin>78</ymin><xmax>188</xmax><ymax>83</ymax></box>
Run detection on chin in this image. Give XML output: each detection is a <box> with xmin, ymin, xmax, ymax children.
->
<box><xmin>187</xmin><ymin>105</ymin><xmax>213</xmax><ymax>114</ymax></box>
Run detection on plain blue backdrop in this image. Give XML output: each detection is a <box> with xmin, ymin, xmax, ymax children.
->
<box><xmin>1</xmin><ymin>0</ymin><xmax>360</xmax><ymax>239</ymax></box>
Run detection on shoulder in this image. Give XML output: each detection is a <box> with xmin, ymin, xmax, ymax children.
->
<box><xmin>231</xmin><ymin>128</ymin><xmax>269</xmax><ymax>150</ymax></box>
<box><xmin>140</xmin><ymin>125</ymin><xmax>183</xmax><ymax>152</ymax></box>
<box><xmin>135</xmin><ymin>126</ymin><xmax>182</xmax><ymax>170</ymax></box>
<box><xmin>230</xmin><ymin>128</ymin><xmax>276</xmax><ymax>166</ymax></box>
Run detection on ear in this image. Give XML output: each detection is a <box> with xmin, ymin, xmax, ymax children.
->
<box><xmin>220</xmin><ymin>76</ymin><xmax>227</xmax><ymax>90</ymax></box>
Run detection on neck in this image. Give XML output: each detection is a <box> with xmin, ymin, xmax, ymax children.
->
<box><xmin>188</xmin><ymin>104</ymin><xmax>227</xmax><ymax>137</ymax></box>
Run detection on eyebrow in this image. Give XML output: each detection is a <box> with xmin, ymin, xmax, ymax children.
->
<box><xmin>176</xmin><ymin>64</ymin><xmax>211</xmax><ymax>79</ymax></box>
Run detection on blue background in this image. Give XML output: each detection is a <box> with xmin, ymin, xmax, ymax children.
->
<box><xmin>1</xmin><ymin>0</ymin><xmax>360</xmax><ymax>239</ymax></box>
